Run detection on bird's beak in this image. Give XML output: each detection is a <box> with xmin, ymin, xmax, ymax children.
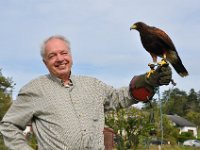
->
<box><xmin>130</xmin><ymin>24</ymin><xmax>136</xmax><ymax>30</ymax></box>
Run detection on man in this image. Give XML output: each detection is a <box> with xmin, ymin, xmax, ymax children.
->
<box><xmin>0</xmin><ymin>35</ymin><xmax>172</xmax><ymax>150</ymax></box>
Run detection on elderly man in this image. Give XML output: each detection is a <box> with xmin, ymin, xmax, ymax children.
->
<box><xmin>0</xmin><ymin>35</ymin><xmax>172</xmax><ymax>150</ymax></box>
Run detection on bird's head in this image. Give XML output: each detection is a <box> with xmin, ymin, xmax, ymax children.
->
<box><xmin>130</xmin><ymin>22</ymin><xmax>148</xmax><ymax>31</ymax></box>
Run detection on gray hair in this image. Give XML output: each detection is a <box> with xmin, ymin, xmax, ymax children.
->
<box><xmin>40</xmin><ymin>35</ymin><xmax>71</xmax><ymax>59</ymax></box>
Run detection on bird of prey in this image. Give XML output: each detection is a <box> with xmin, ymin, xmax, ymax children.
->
<box><xmin>130</xmin><ymin>22</ymin><xmax>188</xmax><ymax>77</ymax></box>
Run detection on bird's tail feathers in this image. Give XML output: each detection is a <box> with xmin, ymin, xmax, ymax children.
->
<box><xmin>167</xmin><ymin>51</ymin><xmax>188</xmax><ymax>77</ymax></box>
<box><xmin>171</xmin><ymin>59</ymin><xmax>188</xmax><ymax>77</ymax></box>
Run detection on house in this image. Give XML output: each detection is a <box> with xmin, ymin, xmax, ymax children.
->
<box><xmin>167</xmin><ymin>115</ymin><xmax>198</xmax><ymax>138</ymax></box>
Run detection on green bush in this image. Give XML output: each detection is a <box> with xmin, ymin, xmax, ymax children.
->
<box><xmin>177</xmin><ymin>132</ymin><xmax>195</xmax><ymax>143</ymax></box>
<box><xmin>0</xmin><ymin>134</ymin><xmax>8</xmax><ymax>150</ymax></box>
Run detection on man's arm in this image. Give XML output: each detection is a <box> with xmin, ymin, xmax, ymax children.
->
<box><xmin>0</xmin><ymin>86</ymin><xmax>37</xmax><ymax>150</ymax></box>
<box><xmin>103</xmin><ymin>65</ymin><xmax>172</xmax><ymax>111</ymax></box>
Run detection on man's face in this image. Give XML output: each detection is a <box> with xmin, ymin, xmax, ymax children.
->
<box><xmin>43</xmin><ymin>38</ymin><xmax>73</xmax><ymax>80</ymax></box>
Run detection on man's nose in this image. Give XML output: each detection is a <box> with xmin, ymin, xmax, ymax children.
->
<box><xmin>56</xmin><ymin>54</ymin><xmax>64</xmax><ymax>61</ymax></box>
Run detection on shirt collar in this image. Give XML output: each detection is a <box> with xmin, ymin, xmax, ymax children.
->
<box><xmin>62</xmin><ymin>79</ymin><xmax>73</xmax><ymax>88</ymax></box>
<box><xmin>48</xmin><ymin>73</ymin><xmax>74</xmax><ymax>88</ymax></box>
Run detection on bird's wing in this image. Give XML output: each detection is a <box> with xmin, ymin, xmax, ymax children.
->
<box><xmin>150</xmin><ymin>27</ymin><xmax>177</xmax><ymax>51</ymax></box>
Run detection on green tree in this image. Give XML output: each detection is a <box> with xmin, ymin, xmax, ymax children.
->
<box><xmin>162</xmin><ymin>88</ymin><xmax>187</xmax><ymax>116</ymax></box>
<box><xmin>0</xmin><ymin>69</ymin><xmax>13</xmax><ymax>120</ymax></box>
<box><xmin>0</xmin><ymin>69</ymin><xmax>14</xmax><ymax>150</ymax></box>
<box><xmin>197</xmin><ymin>91</ymin><xmax>200</xmax><ymax>103</ymax></box>
<box><xmin>186</xmin><ymin>111</ymin><xmax>200</xmax><ymax>127</ymax></box>
<box><xmin>105</xmin><ymin>107</ymin><xmax>155</xmax><ymax>149</ymax></box>
<box><xmin>186</xmin><ymin>89</ymin><xmax>199</xmax><ymax>112</ymax></box>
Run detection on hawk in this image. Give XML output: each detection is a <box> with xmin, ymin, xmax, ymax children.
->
<box><xmin>130</xmin><ymin>22</ymin><xmax>188</xmax><ymax>77</ymax></box>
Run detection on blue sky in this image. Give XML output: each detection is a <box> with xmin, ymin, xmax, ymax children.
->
<box><xmin>0</xmin><ymin>0</ymin><xmax>200</xmax><ymax>102</ymax></box>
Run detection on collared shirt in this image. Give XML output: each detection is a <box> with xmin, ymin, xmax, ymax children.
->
<box><xmin>0</xmin><ymin>74</ymin><xmax>135</xmax><ymax>150</ymax></box>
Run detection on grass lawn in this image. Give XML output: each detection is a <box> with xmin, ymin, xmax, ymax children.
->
<box><xmin>140</xmin><ymin>145</ymin><xmax>200</xmax><ymax>150</ymax></box>
<box><xmin>113</xmin><ymin>144</ymin><xmax>200</xmax><ymax>150</ymax></box>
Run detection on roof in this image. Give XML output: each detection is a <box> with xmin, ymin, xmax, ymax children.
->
<box><xmin>167</xmin><ymin>115</ymin><xmax>196</xmax><ymax>127</ymax></box>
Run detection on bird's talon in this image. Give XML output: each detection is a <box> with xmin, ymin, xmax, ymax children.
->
<box><xmin>157</xmin><ymin>59</ymin><xmax>168</xmax><ymax>67</ymax></box>
<box><xmin>147</xmin><ymin>63</ymin><xmax>156</xmax><ymax>78</ymax></box>
<box><xmin>146</xmin><ymin>69</ymin><xmax>155</xmax><ymax>78</ymax></box>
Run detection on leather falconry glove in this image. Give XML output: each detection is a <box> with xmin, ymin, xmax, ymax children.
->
<box><xmin>129</xmin><ymin>65</ymin><xmax>172</xmax><ymax>102</ymax></box>
<box><xmin>145</xmin><ymin>65</ymin><xmax>172</xmax><ymax>87</ymax></box>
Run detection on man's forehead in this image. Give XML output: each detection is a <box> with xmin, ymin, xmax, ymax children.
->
<box><xmin>45</xmin><ymin>39</ymin><xmax>69</xmax><ymax>51</ymax></box>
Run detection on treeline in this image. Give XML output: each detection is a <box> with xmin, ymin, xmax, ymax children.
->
<box><xmin>105</xmin><ymin>88</ymin><xmax>200</xmax><ymax>149</ymax></box>
<box><xmin>0</xmin><ymin>69</ymin><xmax>13</xmax><ymax>120</ymax></box>
<box><xmin>0</xmin><ymin>69</ymin><xmax>13</xmax><ymax>150</ymax></box>
<box><xmin>143</xmin><ymin>88</ymin><xmax>200</xmax><ymax>127</ymax></box>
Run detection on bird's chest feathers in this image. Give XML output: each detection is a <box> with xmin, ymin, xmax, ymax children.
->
<box><xmin>140</xmin><ymin>34</ymin><xmax>164</xmax><ymax>55</ymax></box>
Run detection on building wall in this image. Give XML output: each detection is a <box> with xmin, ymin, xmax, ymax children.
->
<box><xmin>179</xmin><ymin>126</ymin><xmax>197</xmax><ymax>138</ymax></box>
